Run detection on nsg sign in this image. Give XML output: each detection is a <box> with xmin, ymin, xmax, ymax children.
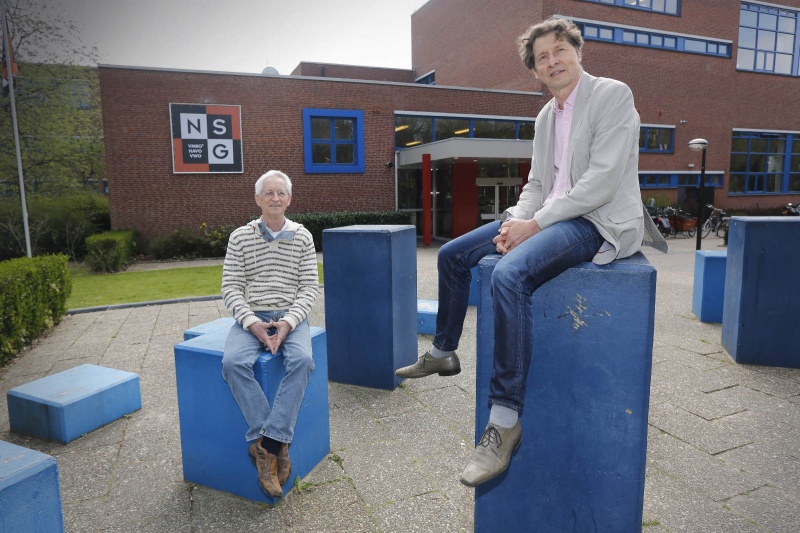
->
<box><xmin>170</xmin><ymin>103</ymin><xmax>243</xmax><ymax>173</ymax></box>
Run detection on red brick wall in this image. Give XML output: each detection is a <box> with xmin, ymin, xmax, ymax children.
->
<box><xmin>290</xmin><ymin>62</ymin><xmax>416</xmax><ymax>83</ymax></box>
<box><xmin>412</xmin><ymin>0</ymin><xmax>543</xmax><ymax>92</ymax></box>
<box><xmin>413</xmin><ymin>0</ymin><xmax>800</xmax><ymax>211</ymax></box>
<box><xmin>99</xmin><ymin>67</ymin><xmax>546</xmax><ymax>242</ymax></box>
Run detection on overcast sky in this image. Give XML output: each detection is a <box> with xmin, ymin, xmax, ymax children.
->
<box><xmin>44</xmin><ymin>0</ymin><xmax>430</xmax><ymax>75</ymax></box>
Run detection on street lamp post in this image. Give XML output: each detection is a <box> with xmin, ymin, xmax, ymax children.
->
<box><xmin>688</xmin><ymin>138</ymin><xmax>708</xmax><ymax>251</ymax></box>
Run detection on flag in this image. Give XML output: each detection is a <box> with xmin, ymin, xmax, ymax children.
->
<box><xmin>1</xmin><ymin>10</ymin><xmax>17</xmax><ymax>98</ymax></box>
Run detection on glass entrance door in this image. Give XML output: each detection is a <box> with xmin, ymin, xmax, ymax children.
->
<box><xmin>476</xmin><ymin>178</ymin><xmax>522</xmax><ymax>225</ymax></box>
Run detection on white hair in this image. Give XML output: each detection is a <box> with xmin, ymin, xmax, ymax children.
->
<box><xmin>254</xmin><ymin>170</ymin><xmax>292</xmax><ymax>196</ymax></box>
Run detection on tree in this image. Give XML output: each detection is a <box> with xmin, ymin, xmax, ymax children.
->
<box><xmin>0</xmin><ymin>0</ymin><xmax>104</xmax><ymax>197</ymax></box>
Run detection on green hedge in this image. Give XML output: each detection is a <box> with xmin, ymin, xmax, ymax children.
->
<box><xmin>85</xmin><ymin>230</ymin><xmax>137</xmax><ymax>273</ymax></box>
<box><xmin>0</xmin><ymin>254</ymin><xmax>72</xmax><ymax>366</ymax></box>
<box><xmin>291</xmin><ymin>211</ymin><xmax>413</xmax><ymax>251</ymax></box>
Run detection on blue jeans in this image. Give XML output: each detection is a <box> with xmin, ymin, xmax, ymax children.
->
<box><xmin>435</xmin><ymin>218</ymin><xmax>603</xmax><ymax>414</ymax></box>
<box><xmin>222</xmin><ymin>310</ymin><xmax>314</xmax><ymax>443</ymax></box>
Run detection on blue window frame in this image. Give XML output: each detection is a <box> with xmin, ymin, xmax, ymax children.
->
<box><xmin>638</xmin><ymin>172</ymin><xmax>724</xmax><ymax>189</ymax></box>
<box><xmin>737</xmin><ymin>2</ymin><xmax>799</xmax><ymax>76</ymax></box>
<box><xmin>302</xmin><ymin>108</ymin><xmax>365</xmax><ymax>173</ymax></box>
<box><xmin>729</xmin><ymin>130</ymin><xmax>800</xmax><ymax>194</ymax></box>
<box><xmin>581</xmin><ymin>0</ymin><xmax>680</xmax><ymax>15</ymax></box>
<box><xmin>639</xmin><ymin>172</ymin><xmax>725</xmax><ymax>189</ymax></box>
<box><xmin>640</xmin><ymin>125</ymin><xmax>675</xmax><ymax>153</ymax></box>
<box><xmin>574</xmin><ymin>18</ymin><xmax>731</xmax><ymax>57</ymax></box>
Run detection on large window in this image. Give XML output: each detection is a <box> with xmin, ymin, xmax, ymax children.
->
<box><xmin>395</xmin><ymin>113</ymin><xmax>535</xmax><ymax>148</ymax></box>
<box><xmin>302</xmin><ymin>108</ymin><xmax>365</xmax><ymax>173</ymax></box>
<box><xmin>730</xmin><ymin>130</ymin><xmax>800</xmax><ymax>194</ymax></box>
<box><xmin>575</xmin><ymin>18</ymin><xmax>731</xmax><ymax>57</ymax></box>
<box><xmin>581</xmin><ymin>0</ymin><xmax>680</xmax><ymax>15</ymax></box>
<box><xmin>737</xmin><ymin>2</ymin><xmax>799</xmax><ymax>76</ymax></box>
<box><xmin>640</xmin><ymin>125</ymin><xmax>675</xmax><ymax>153</ymax></box>
<box><xmin>638</xmin><ymin>172</ymin><xmax>724</xmax><ymax>189</ymax></box>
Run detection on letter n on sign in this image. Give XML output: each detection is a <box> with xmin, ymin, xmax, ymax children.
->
<box><xmin>170</xmin><ymin>103</ymin><xmax>243</xmax><ymax>173</ymax></box>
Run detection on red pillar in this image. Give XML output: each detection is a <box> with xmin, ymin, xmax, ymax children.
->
<box><xmin>422</xmin><ymin>153</ymin><xmax>432</xmax><ymax>246</ymax></box>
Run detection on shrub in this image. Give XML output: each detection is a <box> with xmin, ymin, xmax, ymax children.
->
<box><xmin>85</xmin><ymin>230</ymin><xmax>137</xmax><ymax>272</ymax></box>
<box><xmin>146</xmin><ymin>228</ymin><xmax>203</xmax><ymax>260</ymax></box>
<box><xmin>290</xmin><ymin>210</ymin><xmax>413</xmax><ymax>252</ymax></box>
<box><xmin>0</xmin><ymin>194</ymin><xmax>110</xmax><ymax>261</ymax></box>
<box><xmin>198</xmin><ymin>223</ymin><xmax>235</xmax><ymax>258</ymax></box>
<box><xmin>0</xmin><ymin>254</ymin><xmax>71</xmax><ymax>366</ymax></box>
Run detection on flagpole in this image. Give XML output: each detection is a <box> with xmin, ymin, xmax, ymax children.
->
<box><xmin>2</xmin><ymin>7</ymin><xmax>30</xmax><ymax>257</ymax></box>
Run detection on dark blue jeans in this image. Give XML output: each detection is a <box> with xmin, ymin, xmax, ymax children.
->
<box><xmin>435</xmin><ymin>217</ymin><xmax>603</xmax><ymax>414</ymax></box>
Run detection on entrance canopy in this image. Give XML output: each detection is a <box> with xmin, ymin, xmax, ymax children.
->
<box><xmin>396</xmin><ymin>137</ymin><xmax>533</xmax><ymax>168</ymax></box>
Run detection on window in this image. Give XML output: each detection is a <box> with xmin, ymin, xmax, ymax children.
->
<box><xmin>573</xmin><ymin>18</ymin><xmax>731</xmax><ymax>57</ymax></box>
<box><xmin>582</xmin><ymin>0</ymin><xmax>680</xmax><ymax>15</ymax></box>
<box><xmin>638</xmin><ymin>172</ymin><xmax>724</xmax><ymax>189</ymax></box>
<box><xmin>730</xmin><ymin>130</ymin><xmax>800</xmax><ymax>194</ymax></box>
<box><xmin>415</xmin><ymin>71</ymin><xmax>436</xmax><ymax>85</ymax></box>
<box><xmin>639</xmin><ymin>125</ymin><xmax>675</xmax><ymax>153</ymax></box>
<box><xmin>473</xmin><ymin>119</ymin><xmax>517</xmax><ymax>139</ymax></box>
<box><xmin>737</xmin><ymin>2</ymin><xmax>798</xmax><ymax>76</ymax></box>
<box><xmin>302</xmin><ymin>109</ymin><xmax>365</xmax><ymax>173</ymax></box>
<box><xmin>394</xmin><ymin>114</ymin><xmax>535</xmax><ymax>148</ymax></box>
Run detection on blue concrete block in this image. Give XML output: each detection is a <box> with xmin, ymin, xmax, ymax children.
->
<box><xmin>692</xmin><ymin>250</ymin><xmax>727</xmax><ymax>323</ymax></box>
<box><xmin>8</xmin><ymin>364</ymin><xmax>142</xmax><ymax>444</ymax></box>
<box><xmin>474</xmin><ymin>252</ymin><xmax>656</xmax><ymax>533</ymax></box>
<box><xmin>417</xmin><ymin>299</ymin><xmax>438</xmax><ymax>335</ymax></box>
<box><xmin>468</xmin><ymin>266</ymin><xmax>479</xmax><ymax>306</ymax></box>
<box><xmin>183</xmin><ymin>317</ymin><xmax>236</xmax><ymax>340</ymax></box>
<box><xmin>322</xmin><ymin>225</ymin><xmax>417</xmax><ymax>389</ymax></box>
<box><xmin>722</xmin><ymin>217</ymin><xmax>800</xmax><ymax>368</ymax></box>
<box><xmin>174</xmin><ymin>323</ymin><xmax>330</xmax><ymax>504</ymax></box>
<box><xmin>0</xmin><ymin>441</ymin><xmax>64</xmax><ymax>533</ymax></box>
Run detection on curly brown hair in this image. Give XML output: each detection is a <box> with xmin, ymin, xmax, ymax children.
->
<box><xmin>517</xmin><ymin>17</ymin><xmax>584</xmax><ymax>71</ymax></box>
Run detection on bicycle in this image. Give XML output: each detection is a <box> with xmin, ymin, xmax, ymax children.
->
<box><xmin>702</xmin><ymin>204</ymin><xmax>728</xmax><ymax>238</ymax></box>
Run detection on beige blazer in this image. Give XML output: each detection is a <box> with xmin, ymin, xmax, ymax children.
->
<box><xmin>506</xmin><ymin>71</ymin><xmax>667</xmax><ymax>264</ymax></box>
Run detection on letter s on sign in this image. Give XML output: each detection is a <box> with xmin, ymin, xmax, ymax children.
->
<box><xmin>212</xmin><ymin>118</ymin><xmax>227</xmax><ymax>135</ymax></box>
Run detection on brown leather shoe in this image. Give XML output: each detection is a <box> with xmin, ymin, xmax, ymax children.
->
<box><xmin>248</xmin><ymin>440</ymin><xmax>282</xmax><ymax>497</ymax></box>
<box><xmin>277</xmin><ymin>442</ymin><xmax>291</xmax><ymax>485</ymax></box>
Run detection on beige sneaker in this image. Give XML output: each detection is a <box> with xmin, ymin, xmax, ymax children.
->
<box><xmin>395</xmin><ymin>351</ymin><xmax>461</xmax><ymax>378</ymax></box>
<box><xmin>460</xmin><ymin>421</ymin><xmax>522</xmax><ymax>487</ymax></box>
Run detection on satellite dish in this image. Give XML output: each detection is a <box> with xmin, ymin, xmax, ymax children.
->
<box><xmin>262</xmin><ymin>66</ymin><xmax>279</xmax><ymax>75</ymax></box>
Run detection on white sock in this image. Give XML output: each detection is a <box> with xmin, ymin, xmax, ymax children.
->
<box><xmin>429</xmin><ymin>346</ymin><xmax>454</xmax><ymax>359</ymax></box>
<box><xmin>489</xmin><ymin>405</ymin><xmax>518</xmax><ymax>429</ymax></box>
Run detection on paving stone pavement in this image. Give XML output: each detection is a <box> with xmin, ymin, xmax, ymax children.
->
<box><xmin>2</xmin><ymin>234</ymin><xmax>799</xmax><ymax>532</ymax></box>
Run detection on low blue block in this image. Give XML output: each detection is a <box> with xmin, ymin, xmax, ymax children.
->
<box><xmin>183</xmin><ymin>317</ymin><xmax>236</xmax><ymax>340</ymax></box>
<box><xmin>7</xmin><ymin>364</ymin><xmax>142</xmax><ymax>444</ymax></box>
<box><xmin>417</xmin><ymin>299</ymin><xmax>438</xmax><ymax>335</ymax></box>
<box><xmin>722</xmin><ymin>217</ymin><xmax>800</xmax><ymax>367</ymax></box>
<box><xmin>468</xmin><ymin>266</ymin><xmax>479</xmax><ymax>306</ymax></box>
<box><xmin>0</xmin><ymin>441</ymin><xmax>64</xmax><ymax>533</ymax></box>
<box><xmin>323</xmin><ymin>225</ymin><xmax>417</xmax><ymax>389</ymax></box>
<box><xmin>692</xmin><ymin>250</ymin><xmax>727</xmax><ymax>323</ymax></box>
<box><xmin>474</xmin><ymin>253</ymin><xmax>656</xmax><ymax>533</ymax></box>
<box><xmin>174</xmin><ymin>321</ymin><xmax>330</xmax><ymax>504</ymax></box>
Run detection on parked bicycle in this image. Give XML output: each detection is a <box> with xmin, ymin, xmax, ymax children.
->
<box><xmin>702</xmin><ymin>204</ymin><xmax>728</xmax><ymax>238</ymax></box>
<box><xmin>651</xmin><ymin>206</ymin><xmax>697</xmax><ymax>238</ymax></box>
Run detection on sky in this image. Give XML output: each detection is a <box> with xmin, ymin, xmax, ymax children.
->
<box><xmin>36</xmin><ymin>0</ymin><xmax>430</xmax><ymax>75</ymax></box>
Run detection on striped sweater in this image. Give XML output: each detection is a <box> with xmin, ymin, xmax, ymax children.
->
<box><xmin>222</xmin><ymin>218</ymin><xmax>319</xmax><ymax>331</ymax></box>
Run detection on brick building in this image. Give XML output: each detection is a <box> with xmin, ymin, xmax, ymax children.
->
<box><xmin>99</xmin><ymin>0</ymin><xmax>800</xmax><ymax>243</ymax></box>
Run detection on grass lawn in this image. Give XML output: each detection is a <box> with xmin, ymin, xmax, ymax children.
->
<box><xmin>67</xmin><ymin>264</ymin><xmax>324</xmax><ymax>309</ymax></box>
